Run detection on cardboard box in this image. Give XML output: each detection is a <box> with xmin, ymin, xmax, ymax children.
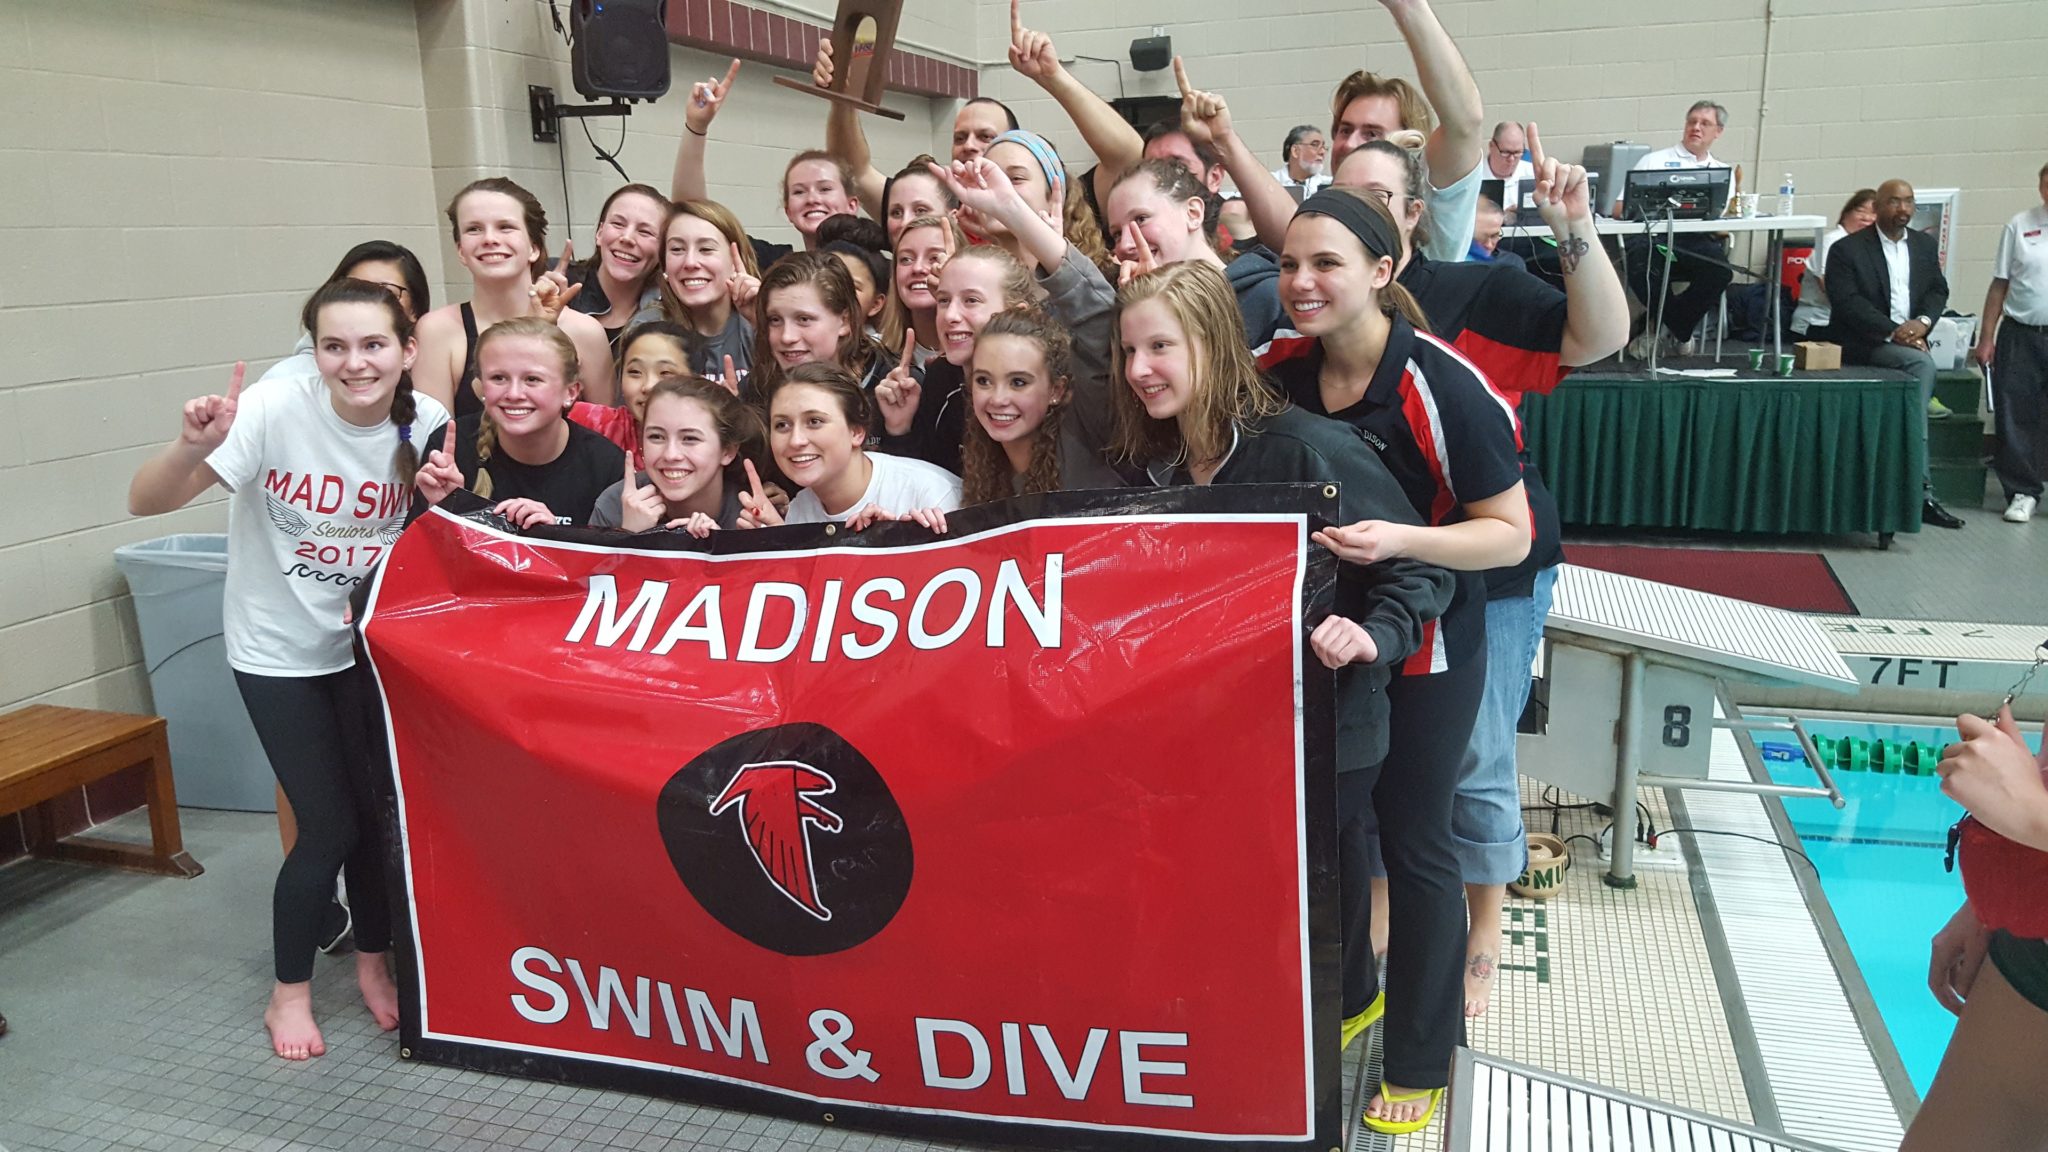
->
<box><xmin>1794</xmin><ymin>341</ymin><xmax>1841</xmax><ymax>371</ymax></box>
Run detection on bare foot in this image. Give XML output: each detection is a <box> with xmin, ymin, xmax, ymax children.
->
<box><xmin>357</xmin><ymin>951</ymin><xmax>400</xmax><ymax>1031</ymax></box>
<box><xmin>1366</xmin><ymin>1081</ymin><xmax>1434</xmax><ymax>1127</ymax></box>
<box><xmin>265</xmin><ymin>982</ymin><xmax>325</xmax><ymax>1060</ymax></box>
<box><xmin>1464</xmin><ymin>948</ymin><xmax>1497</xmax><ymax>1017</ymax></box>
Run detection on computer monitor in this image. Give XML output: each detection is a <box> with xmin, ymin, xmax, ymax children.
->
<box><xmin>1622</xmin><ymin>167</ymin><xmax>1731</xmax><ymax>222</ymax></box>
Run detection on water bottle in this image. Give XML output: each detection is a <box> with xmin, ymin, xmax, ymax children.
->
<box><xmin>1778</xmin><ymin>173</ymin><xmax>1796</xmax><ymax>217</ymax></box>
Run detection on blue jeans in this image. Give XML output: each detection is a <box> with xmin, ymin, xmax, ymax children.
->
<box><xmin>1451</xmin><ymin>566</ymin><xmax>1557</xmax><ymax>885</ymax></box>
<box><xmin>1363</xmin><ymin>567</ymin><xmax>1557</xmax><ymax>884</ymax></box>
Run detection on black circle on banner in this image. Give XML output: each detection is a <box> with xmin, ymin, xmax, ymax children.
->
<box><xmin>658</xmin><ymin>722</ymin><xmax>914</xmax><ymax>956</ymax></box>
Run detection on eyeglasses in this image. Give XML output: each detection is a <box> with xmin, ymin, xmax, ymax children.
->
<box><xmin>1295</xmin><ymin>139</ymin><xmax>1327</xmax><ymax>153</ymax></box>
<box><xmin>1357</xmin><ymin>187</ymin><xmax>1396</xmax><ymax>208</ymax></box>
<box><xmin>368</xmin><ymin>281</ymin><xmax>411</xmax><ymax>301</ymax></box>
<box><xmin>1489</xmin><ymin>141</ymin><xmax>1522</xmax><ymax>157</ymax></box>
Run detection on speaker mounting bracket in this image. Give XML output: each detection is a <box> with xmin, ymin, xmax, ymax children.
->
<box><xmin>530</xmin><ymin>85</ymin><xmax>632</xmax><ymax>144</ymax></box>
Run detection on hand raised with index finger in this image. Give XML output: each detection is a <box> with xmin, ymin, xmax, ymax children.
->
<box><xmin>1007</xmin><ymin>0</ymin><xmax>1060</xmax><ymax>82</ymax></box>
<box><xmin>686</xmin><ymin>58</ymin><xmax>741</xmax><ymax>135</ymax></box>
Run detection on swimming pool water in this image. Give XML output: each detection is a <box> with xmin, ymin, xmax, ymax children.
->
<box><xmin>1758</xmin><ymin>719</ymin><xmax>2035</xmax><ymax>1096</ymax></box>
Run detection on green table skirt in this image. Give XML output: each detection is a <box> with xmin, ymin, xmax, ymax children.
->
<box><xmin>1522</xmin><ymin>372</ymin><xmax>1925</xmax><ymax>536</ymax></box>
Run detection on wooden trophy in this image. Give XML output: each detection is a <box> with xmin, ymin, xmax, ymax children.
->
<box><xmin>772</xmin><ymin>0</ymin><xmax>908</xmax><ymax>121</ymax></box>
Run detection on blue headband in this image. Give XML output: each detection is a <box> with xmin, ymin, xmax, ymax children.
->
<box><xmin>989</xmin><ymin>129</ymin><xmax>1064</xmax><ymax>195</ymax></box>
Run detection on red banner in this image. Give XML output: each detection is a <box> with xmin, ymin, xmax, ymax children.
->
<box><xmin>364</xmin><ymin>489</ymin><xmax>1340</xmax><ymax>1150</ymax></box>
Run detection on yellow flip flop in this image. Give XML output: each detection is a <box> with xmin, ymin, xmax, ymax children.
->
<box><xmin>1338</xmin><ymin>989</ymin><xmax>1385</xmax><ymax>1052</ymax></box>
<box><xmin>1362</xmin><ymin>1083</ymin><xmax>1443</xmax><ymax>1135</ymax></box>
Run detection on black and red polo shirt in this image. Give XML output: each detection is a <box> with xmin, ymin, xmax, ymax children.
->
<box><xmin>1398</xmin><ymin>255</ymin><xmax>1569</xmax><ymax>600</ymax></box>
<box><xmin>1260</xmin><ymin>314</ymin><xmax>1522</xmax><ymax>676</ymax></box>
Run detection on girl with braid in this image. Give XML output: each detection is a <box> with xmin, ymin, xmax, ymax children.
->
<box><xmin>960</xmin><ymin>309</ymin><xmax>1122</xmax><ymax>503</ymax></box>
<box><xmin>127</xmin><ymin>279</ymin><xmax>450</xmax><ymax>1061</ymax></box>
<box><xmin>416</xmin><ymin>316</ymin><xmax>623</xmax><ymax>528</ymax></box>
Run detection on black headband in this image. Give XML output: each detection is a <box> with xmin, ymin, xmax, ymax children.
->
<box><xmin>1295</xmin><ymin>189</ymin><xmax>1401</xmax><ymax>263</ymax></box>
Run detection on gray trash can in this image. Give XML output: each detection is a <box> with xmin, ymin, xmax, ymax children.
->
<box><xmin>113</xmin><ymin>534</ymin><xmax>276</xmax><ymax>812</ymax></box>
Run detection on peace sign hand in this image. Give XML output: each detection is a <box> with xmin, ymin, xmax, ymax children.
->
<box><xmin>1116</xmin><ymin>221</ymin><xmax>1160</xmax><ymax>287</ymax></box>
<box><xmin>1173</xmin><ymin>57</ymin><xmax>1233</xmax><ymax>148</ymax></box>
<box><xmin>1526</xmin><ymin>122</ymin><xmax>1590</xmax><ymax>229</ymax></box>
<box><xmin>414</xmin><ymin>422</ymin><xmax>465</xmax><ymax>506</ymax></box>
<box><xmin>735</xmin><ymin>459</ymin><xmax>784</xmax><ymax>528</ymax></box>
<box><xmin>929</xmin><ymin>158</ymin><xmax>1027</xmax><ymax>231</ymax></box>
<box><xmin>530</xmin><ymin>240</ymin><xmax>579</xmax><ymax>322</ymax></box>
<box><xmin>617</xmin><ymin>455</ymin><xmax>667</xmax><ymax>532</ymax></box>
<box><xmin>181</xmin><ymin>362</ymin><xmax>246</xmax><ymax>453</ymax></box>
<box><xmin>1007</xmin><ymin>0</ymin><xmax>1061</xmax><ymax>84</ymax></box>
<box><xmin>874</xmin><ymin>332</ymin><xmax>922</xmax><ymax>436</ymax></box>
<box><xmin>686</xmin><ymin>58</ymin><xmax>741</xmax><ymax>135</ymax></box>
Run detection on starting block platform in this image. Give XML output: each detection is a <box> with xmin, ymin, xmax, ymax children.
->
<box><xmin>1732</xmin><ymin>617</ymin><xmax>2048</xmax><ymax>722</ymax></box>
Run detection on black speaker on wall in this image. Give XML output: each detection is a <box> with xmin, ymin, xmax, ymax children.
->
<box><xmin>571</xmin><ymin>0</ymin><xmax>672</xmax><ymax>102</ymax></box>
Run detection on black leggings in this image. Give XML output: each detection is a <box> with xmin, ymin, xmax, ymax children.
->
<box><xmin>234</xmin><ymin>669</ymin><xmax>392</xmax><ymax>983</ymax></box>
<box><xmin>1348</xmin><ymin>651</ymin><xmax>1484</xmax><ymax>1090</ymax></box>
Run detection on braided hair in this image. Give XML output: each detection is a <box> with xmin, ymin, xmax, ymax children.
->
<box><xmin>300</xmin><ymin>277</ymin><xmax>422</xmax><ymax>484</ymax></box>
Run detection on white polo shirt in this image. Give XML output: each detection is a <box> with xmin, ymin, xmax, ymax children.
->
<box><xmin>1879</xmin><ymin>229</ymin><xmax>1913</xmax><ymax>325</ymax></box>
<box><xmin>1994</xmin><ymin>204</ymin><xmax>2048</xmax><ymax>326</ymax></box>
<box><xmin>1633</xmin><ymin>145</ymin><xmax>1728</xmax><ymax>171</ymax></box>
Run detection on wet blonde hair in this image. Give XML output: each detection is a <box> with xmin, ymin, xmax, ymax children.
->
<box><xmin>1110</xmin><ymin>262</ymin><xmax>1282</xmax><ymax>470</ymax></box>
<box><xmin>470</xmin><ymin>316</ymin><xmax>581</xmax><ymax>500</ymax></box>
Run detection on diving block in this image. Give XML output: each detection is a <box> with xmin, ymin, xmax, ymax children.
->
<box><xmin>1445</xmin><ymin>1048</ymin><xmax>1850</xmax><ymax>1151</ymax></box>
<box><xmin>1734</xmin><ymin>616</ymin><xmax>2048</xmax><ymax>723</ymax></box>
<box><xmin>1518</xmin><ymin>565</ymin><xmax>1858</xmax><ymax>886</ymax></box>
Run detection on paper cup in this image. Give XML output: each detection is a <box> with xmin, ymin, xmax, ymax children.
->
<box><xmin>1749</xmin><ymin>347</ymin><xmax>1766</xmax><ymax>371</ymax></box>
<box><xmin>1776</xmin><ymin>352</ymin><xmax>1795</xmax><ymax>377</ymax></box>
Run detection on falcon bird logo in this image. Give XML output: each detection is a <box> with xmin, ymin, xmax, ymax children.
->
<box><xmin>708</xmin><ymin>761</ymin><xmax>844</xmax><ymax>921</ymax></box>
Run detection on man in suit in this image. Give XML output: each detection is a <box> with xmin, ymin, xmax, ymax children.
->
<box><xmin>1827</xmin><ymin>178</ymin><xmax>1964</xmax><ymax>528</ymax></box>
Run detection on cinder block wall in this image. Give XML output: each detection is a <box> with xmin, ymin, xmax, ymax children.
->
<box><xmin>975</xmin><ymin>0</ymin><xmax>2048</xmax><ymax>296</ymax></box>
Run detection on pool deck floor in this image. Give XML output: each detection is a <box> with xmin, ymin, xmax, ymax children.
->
<box><xmin>4</xmin><ymin>497</ymin><xmax>2046</xmax><ymax>1152</ymax></box>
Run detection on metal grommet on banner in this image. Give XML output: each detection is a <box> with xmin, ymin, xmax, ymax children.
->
<box><xmin>399</xmin><ymin>1047</ymin><xmax>411</xmax><ymax>1059</ymax></box>
<box><xmin>1322</xmin><ymin>484</ymin><xmax>1337</xmax><ymax>499</ymax></box>
<box><xmin>825</xmin><ymin>523</ymin><xmax>838</xmax><ymax>536</ymax></box>
<box><xmin>821</xmin><ymin>1113</ymin><xmax>835</xmax><ymax>1124</ymax></box>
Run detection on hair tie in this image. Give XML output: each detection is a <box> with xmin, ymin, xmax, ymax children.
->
<box><xmin>989</xmin><ymin>129</ymin><xmax>1064</xmax><ymax>196</ymax></box>
<box><xmin>1295</xmin><ymin>188</ymin><xmax>1402</xmax><ymax>262</ymax></box>
<box><xmin>398</xmin><ymin>423</ymin><xmax>413</xmax><ymax>443</ymax></box>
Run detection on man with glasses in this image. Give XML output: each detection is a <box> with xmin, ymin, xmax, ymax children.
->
<box><xmin>1486</xmin><ymin>121</ymin><xmax>1533</xmax><ymax>210</ymax></box>
<box><xmin>1273</xmin><ymin>124</ymin><xmax>1331</xmax><ymax>203</ymax></box>
<box><xmin>1624</xmin><ymin>100</ymin><xmax>1734</xmax><ymax>359</ymax></box>
<box><xmin>1828</xmin><ymin>179</ymin><xmax>1963</xmax><ymax>528</ymax></box>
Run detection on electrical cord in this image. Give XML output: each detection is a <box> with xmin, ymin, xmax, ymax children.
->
<box><xmin>1648</xmin><ymin>827</ymin><xmax>1820</xmax><ymax>878</ymax></box>
<box><xmin>580</xmin><ymin>114</ymin><xmax>631</xmax><ymax>185</ymax></box>
<box><xmin>1065</xmin><ymin>55</ymin><xmax>1128</xmax><ymax>99</ymax></box>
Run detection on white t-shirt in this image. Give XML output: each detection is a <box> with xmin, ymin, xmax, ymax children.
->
<box><xmin>205</xmin><ymin>369</ymin><xmax>449</xmax><ymax>677</ymax></box>
<box><xmin>1633</xmin><ymin>145</ymin><xmax>1727</xmax><ymax>171</ymax></box>
<box><xmin>1791</xmin><ymin>224</ymin><xmax>1849</xmax><ymax>334</ymax></box>
<box><xmin>783</xmin><ymin>452</ymin><xmax>962</xmax><ymax>524</ymax></box>
<box><xmin>1423</xmin><ymin>159</ymin><xmax>1484</xmax><ymax>264</ymax></box>
<box><xmin>1994</xmin><ymin>204</ymin><xmax>2048</xmax><ymax>326</ymax></box>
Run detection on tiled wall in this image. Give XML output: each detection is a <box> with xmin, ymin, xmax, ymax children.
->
<box><xmin>972</xmin><ymin>0</ymin><xmax>2048</xmax><ymax>296</ymax></box>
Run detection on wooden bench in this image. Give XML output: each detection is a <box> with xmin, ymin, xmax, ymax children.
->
<box><xmin>0</xmin><ymin>705</ymin><xmax>202</xmax><ymax>878</ymax></box>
